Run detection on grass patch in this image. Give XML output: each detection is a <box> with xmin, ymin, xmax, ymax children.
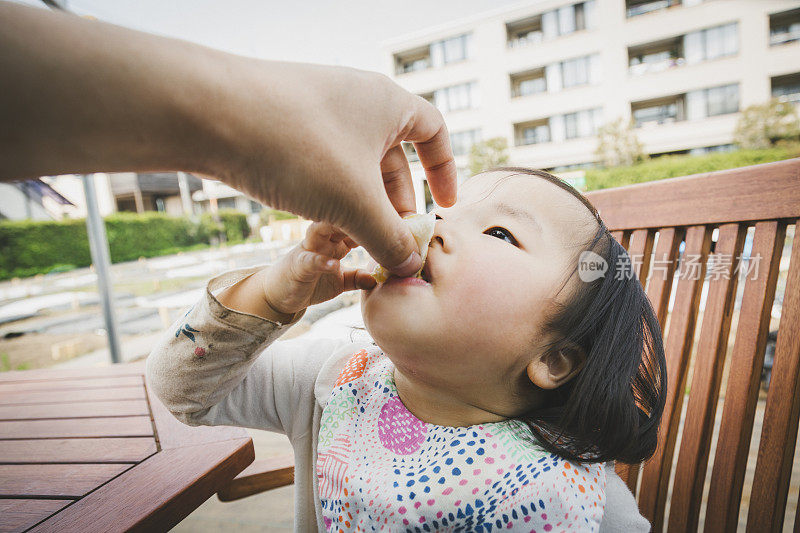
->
<box><xmin>584</xmin><ymin>144</ymin><xmax>800</xmax><ymax>191</ymax></box>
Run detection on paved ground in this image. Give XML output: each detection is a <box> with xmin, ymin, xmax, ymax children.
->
<box><xmin>0</xmin><ymin>240</ymin><xmax>370</xmax><ymax>370</ymax></box>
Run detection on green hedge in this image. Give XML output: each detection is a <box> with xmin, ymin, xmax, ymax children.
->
<box><xmin>0</xmin><ymin>210</ymin><xmax>250</xmax><ymax>281</ymax></box>
<box><xmin>584</xmin><ymin>144</ymin><xmax>800</xmax><ymax>191</ymax></box>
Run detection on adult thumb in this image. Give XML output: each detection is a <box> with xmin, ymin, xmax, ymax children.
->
<box><xmin>344</xmin><ymin>197</ymin><xmax>422</xmax><ymax>278</ymax></box>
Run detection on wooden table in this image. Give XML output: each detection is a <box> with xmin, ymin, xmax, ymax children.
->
<box><xmin>0</xmin><ymin>361</ymin><xmax>254</xmax><ymax>533</ymax></box>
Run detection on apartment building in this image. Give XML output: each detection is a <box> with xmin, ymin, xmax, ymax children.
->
<box><xmin>384</xmin><ymin>0</ymin><xmax>800</xmax><ymax>211</ymax></box>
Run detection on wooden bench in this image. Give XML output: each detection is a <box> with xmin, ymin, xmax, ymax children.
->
<box><xmin>217</xmin><ymin>159</ymin><xmax>800</xmax><ymax>532</ymax></box>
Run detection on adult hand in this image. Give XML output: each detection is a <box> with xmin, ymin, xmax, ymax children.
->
<box><xmin>207</xmin><ymin>61</ymin><xmax>457</xmax><ymax>277</ymax></box>
<box><xmin>0</xmin><ymin>2</ymin><xmax>457</xmax><ymax>277</ymax></box>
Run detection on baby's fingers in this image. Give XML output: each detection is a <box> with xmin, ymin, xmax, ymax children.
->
<box><xmin>304</xmin><ymin>222</ymin><xmax>354</xmax><ymax>256</ymax></box>
<box><xmin>341</xmin><ymin>268</ymin><xmax>377</xmax><ymax>292</ymax></box>
<box><xmin>294</xmin><ymin>250</ymin><xmax>339</xmax><ymax>280</ymax></box>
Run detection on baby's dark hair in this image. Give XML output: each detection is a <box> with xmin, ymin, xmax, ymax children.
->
<box><xmin>494</xmin><ymin>167</ymin><xmax>667</xmax><ymax>465</ymax></box>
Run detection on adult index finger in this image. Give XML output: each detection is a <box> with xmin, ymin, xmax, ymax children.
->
<box><xmin>404</xmin><ymin>96</ymin><xmax>458</xmax><ymax>208</ymax></box>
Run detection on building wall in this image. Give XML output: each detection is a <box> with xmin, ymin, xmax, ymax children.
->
<box><xmin>384</xmin><ymin>0</ymin><xmax>800</xmax><ymax>205</ymax></box>
<box><xmin>0</xmin><ymin>183</ymin><xmax>53</xmax><ymax>221</ymax></box>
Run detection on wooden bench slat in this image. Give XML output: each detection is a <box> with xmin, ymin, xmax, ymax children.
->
<box><xmin>0</xmin><ymin>385</ymin><xmax>145</xmax><ymax>405</ymax></box>
<box><xmin>0</xmin><ymin>463</ymin><xmax>132</xmax><ymax>498</ymax></box>
<box><xmin>705</xmin><ymin>221</ymin><xmax>787</xmax><ymax>532</ymax></box>
<box><xmin>667</xmin><ymin>223</ymin><xmax>746</xmax><ymax>532</ymax></box>
<box><xmin>0</xmin><ymin>437</ymin><xmax>156</xmax><ymax>464</ymax></box>
<box><xmin>638</xmin><ymin>225</ymin><xmax>713</xmax><ymax>531</ymax></box>
<box><xmin>585</xmin><ymin>158</ymin><xmax>800</xmax><ymax>230</ymax></box>
<box><xmin>628</xmin><ymin>228</ymin><xmax>655</xmax><ymax>286</ymax></box>
<box><xmin>0</xmin><ymin>416</ymin><xmax>153</xmax><ymax>439</ymax></box>
<box><xmin>217</xmin><ymin>455</ymin><xmax>295</xmax><ymax>502</ymax></box>
<box><xmin>615</xmin><ymin>227</ymin><xmax>683</xmax><ymax>494</ymax></box>
<box><xmin>611</xmin><ymin>230</ymin><xmax>630</xmax><ymax>250</ymax></box>
<box><xmin>0</xmin><ymin>399</ymin><xmax>150</xmax><ymax>421</ymax></box>
<box><xmin>0</xmin><ymin>498</ymin><xmax>73</xmax><ymax>533</ymax></box>
<box><xmin>747</xmin><ymin>218</ymin><xmax>800</xmax><ymax>532</ymax></box>
<box><xmin>647</xmin><ymin>228</ymin><xmax>683</xmax><ymax>329</ymax></box>
<box><xmin>0</xmin><ymin>376</ymin><xmax>143</xmax><ymax>393</ymax></box>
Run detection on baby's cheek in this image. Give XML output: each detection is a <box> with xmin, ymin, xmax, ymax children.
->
<box><xmin>451</xmin><ymin>261</ymin><xmax>500</xmax><ymax>309</ymax></box>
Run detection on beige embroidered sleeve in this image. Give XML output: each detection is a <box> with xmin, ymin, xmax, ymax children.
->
<box><xmin>145</xmin><ymin>266</ymin><xmax>351</xmax><ymax>440</ymax></box>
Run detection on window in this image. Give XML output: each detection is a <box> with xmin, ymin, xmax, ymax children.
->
<box><xmin>516</xmin><ymin>108</ymin><xmax>601</xmax><ymax>145</ymax></box>
<box><xmin>560</xmin><ymin>55</ymin><xmax>598</xmax><ymax>88</ymax></box>
<box><xmin>706</xmin><ymin>84</ymin><xmax>739</xmax><ymax>116</ymax></box>
<box><xmin>449</xmin><ymin>130</ymin><xmax>481</xmax><ymax>156</ymax></box>
<box><xmin>394</xmin><ymin>33</ymin><xmax>472</xmax><ymax>74</ymax></box>
<box><xmin>563</xmin><ymin>108</ymin><xmax>602</xmax><ymax>139</ymax></box>
<box><xmin>434</xmin><ymin>82</ymin><xmax>479</xmax><ymax>113</ymax></box>
<box><xmin>417</xmin><ymin>92</ymin><xmax>435</xmax><ymax>106</ymax></box>
<box><xmin>394</xmin><ymin>46</ymin><xmax>431</xmax><ymax>75</ymax></box>
<box><xmin>686</xmin><ymin>84</ymin><xmax>739</xmax><ymax>119</ymax></box>
<box><xmin>523</xmin><ymin>124</ymin><xmax>550</xmax><ymax>145</ymax></box>
<box><xmin>689</xmin><ymin>144</ymin><xmax>736</xmax><ymax>156</ymax></box>
<box><xmin>631</xmin><ymin>95</ymin><xmax>686</xmax><ymax>127</ymax></box>
<box><xmin>544</xmin><ymin>54</ymin><xmax>600</xmax><ymax>93</ymax></box>
<box><xmin>772</xmin><ymin>72</ymin><xmax>800</xmax><ymax>103</ymax></box>
<box><xmin>629</xmin><ymin>36</ymin><xmax>684</xmax><ymax>75</ymax></box>
<box><xmin>510</xmin><ymin>68</ymin><xmax>546</xmax><ymax>97</ymax></box>
<box><xmin>626</xmin><ymin>0</ymin><xmax>680</xmax><ymax>18</ymax></box>
<box><xmin>546</xmin><ymin>1</ymin><xmax>596</xmax><ymax>37</ymax></box>
<box><xmin>506</xmin><ymin>16</ymin><xmax>543</xmax><ymax>48</ymax></box>
<box><xmin>514</xmin><ymin>119</ymin><xmax>550</xmax><ymax>146</ymax></box>
<box><xmin>770</xmin><ymin>8</ymin><xmax>800</xmax><ymax>46</ymax></box>
<box><xmin>402</xmin><ymin>142</ymin><xmax>419</xmax><ymax>162</ymax></box>
<box><xmin>685</xmin><ymin>23</ymin><xmax>738</xmax><ymax>64</ymax></box>
<box><xmin>423</xmin><ymin>180</ymin><xmax>434</xmax><ymax>213</ymax></box>
<box><xmin>430</xmin><ymin>34</ymin><xmax>473</xmax><ymax>67</ymax></box>
<box><xmin>506</xmin><ymin>1</ymin><xmax>595</xmax><ymax>46</ymax></box>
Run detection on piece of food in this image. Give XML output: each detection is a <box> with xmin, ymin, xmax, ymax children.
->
<box><xmin>371</xmin><ymin>212</ymin><xmax>436</xmax><ymax>283</ymax></box>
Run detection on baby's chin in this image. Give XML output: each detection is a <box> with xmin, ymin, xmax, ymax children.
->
<box><xmin>361</xmin><ymin>296</ymin><xmax>438</xmax><ymax>350</ymax></box>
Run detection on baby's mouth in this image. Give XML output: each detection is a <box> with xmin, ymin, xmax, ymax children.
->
<box><xmin>420</xmin><ymin>262</ymin><xmax>433</xmax><ymax>283</ymax></box>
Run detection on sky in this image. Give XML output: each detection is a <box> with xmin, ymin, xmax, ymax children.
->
<box><xmin>20</xmin><ymin>0</ymin><xmax>535</xmax><ymax>73</ymax></box>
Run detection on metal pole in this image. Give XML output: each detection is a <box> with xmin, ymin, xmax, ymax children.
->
<box><xmin>177</xmin><ymin>171</ymin><xmax>193</xmax><ymax>215</ymax></box>
<box><xmin>82</xmin><ymin>173</ymin><xmax>122</xmax><ymax>364</ymax></box>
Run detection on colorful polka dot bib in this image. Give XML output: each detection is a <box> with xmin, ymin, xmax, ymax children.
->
<box><xmin>316</xmin><ymin>349</ymin><xmax>606</xmax><ymax>532</ymax></box>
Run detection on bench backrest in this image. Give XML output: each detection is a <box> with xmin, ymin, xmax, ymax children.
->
<box><xmin>583</xmin><ymin>158</ymin><xmax>800</xmax><ymax>532</ymax></box>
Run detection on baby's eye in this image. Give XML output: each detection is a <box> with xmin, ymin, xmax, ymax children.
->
<box><xmin>485</xmin><ymin>226</ymin><xmax>518</xmax><ymax>246</ymax></box>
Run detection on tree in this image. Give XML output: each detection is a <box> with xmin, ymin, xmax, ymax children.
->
<box><xmin>734</xmin><ymin>98</ymin><xmax>800</xmax><ymax>149</ymax></box>
<box><xmin>468</xmin><ymin>137</ymin><xmax>510</xmax><ymax>176</ymax></box>
<box><xmin>595</xmin><ymin>118</ymin><xmax>646</xmax><ymax>167</ymax></box>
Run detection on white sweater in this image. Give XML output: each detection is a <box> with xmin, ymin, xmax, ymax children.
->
<box><xmin>145</xmin><ymin>266</ymin><xmax>651</xmax><ymax>532</ymax></box>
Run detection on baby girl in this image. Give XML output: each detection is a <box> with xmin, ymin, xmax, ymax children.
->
<box><xmin>146</xmin><ymin>168</ymin><xmax>666</xmax><ymax>532</ymax></box>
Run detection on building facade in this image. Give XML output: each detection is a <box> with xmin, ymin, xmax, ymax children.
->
<box><xmin>384</xmin><ymin>0</ymin><xmax>800</xmax><ymax>212</ymax></box>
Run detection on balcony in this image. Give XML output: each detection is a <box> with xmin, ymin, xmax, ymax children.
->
<box><xmin>632</xmin><ymin>94</ymin><xmax>686</xmax><ymax>128</ymax></box>
<box><xmin>417</xmin><ymin>91</ymin><xmax>435</xmax><ymax>106</ymax></box>
<box><xmin>629</xmin><ymin>36</ymin><xmax>684</xmax><ymax>75</ymax></box>
<box><xmin>772</xmin><ymin>72</ymin><xmax>800</xmax><ymax>103</ymax></box>
<box><xmin>626</xmin><ymin>0</ymin><xmax>680</xmax><ymax>18</ymax></box>
<box><xmin>506</xmin><ymin>15</ymin><xmax>543</xmax><ymax>49</ymax></box>
<box><xmin>394</xmin><ymin>45</ymin><xmax>431</xmax><ymax>75</ymax></box>
<box><xmin>515</xmin><ymin>119</ymin><xmax>550</xmax><ymax>146</ymax></box>
<box><xmin>770</xmin><ymin>8</ymin><xmax>800</xmax><ymax>46</ymax></box>
<box><xmin>510</xmin><ymin>68</ymin><xmax>547</xmax><ymax>98</ymax></box>
<box><xmin>506</xmin><ymin>2</ymin><xmax>595</xmax><ymax>47</ymax></box>
<box><xmin>402</xmin><ymin>142</ymin><xmax>419</xmax><ymax>162</ymax></box>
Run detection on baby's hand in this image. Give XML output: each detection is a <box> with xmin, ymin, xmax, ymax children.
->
<box><xmin>261</xmin><ymin>222</ymin><xmax>377</xmax><ymax>316</ymax></box>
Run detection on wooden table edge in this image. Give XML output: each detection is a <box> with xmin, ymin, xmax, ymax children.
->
<box><xmin>29</xmin><ymin>437</ymin><xmax>254</xmax><ymax>532</ymax></box>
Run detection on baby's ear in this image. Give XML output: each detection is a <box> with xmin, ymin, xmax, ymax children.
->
<box><xmin>526</xmin><ymin>344</ymin><xmax>586</xmax><ymax>389</ymax></box>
